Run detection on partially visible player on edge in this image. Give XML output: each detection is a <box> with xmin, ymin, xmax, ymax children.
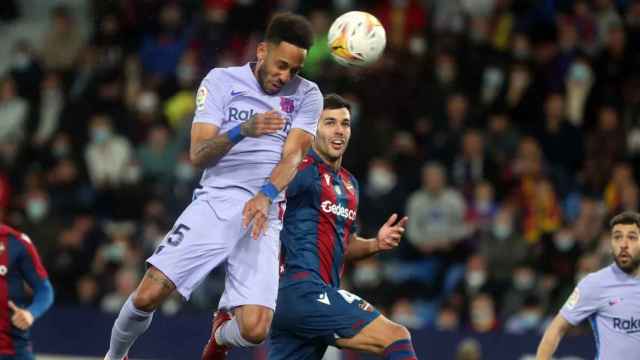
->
<box><xmin>266</xmin><ymin>94</ymin><xmax>418</xmax><ymax>359</ymax></box>
<box><xmin>105</xmin><ymin>13</ymin><xmax>322</xmax><ymax>360</ymax></box>
<box><xmin>0</xmin><ymin>224</ymin><xmax>54</xmax><ymax>360</ymax></box>
<box><xmin>537</xmin><ymin>211</ymin><xmax>640</xmax><ymax>359</ymax></box>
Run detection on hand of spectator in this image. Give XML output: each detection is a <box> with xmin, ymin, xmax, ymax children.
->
<box><xmin>8</xmin><ymin>301</ymin><xmax>34</xmax><ymax>330</ymax></box>
<box><xmin>376</xmin><ymin>213</ymin><xmax>408</xmax><ymax>251</ymax></box>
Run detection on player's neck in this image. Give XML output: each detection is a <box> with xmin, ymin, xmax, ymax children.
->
<box><xmin>313</xmin><ymin>145</ymin><xmax>342</xmax><ymax>171</ymax></box>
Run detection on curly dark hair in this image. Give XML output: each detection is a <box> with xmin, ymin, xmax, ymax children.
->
<box><xmin>265</xmin><ymin>12</ymin><xmax>314</xmax><ymax>50</ymax></box>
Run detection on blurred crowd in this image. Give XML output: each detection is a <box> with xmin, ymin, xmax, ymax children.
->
<box><xmin>0</xmin><ymin>0</ymin><xmax>639</xmax><ymax>338</ymax></box>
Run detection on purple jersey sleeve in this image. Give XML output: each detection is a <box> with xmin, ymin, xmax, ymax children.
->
<box><xmin>193</xmin><ymin>69</ymin><xmax>226</xmax><ymax>127</ymax></box>
<box><xmin>291</xmin><ymin>85</ymin><xmax>322</xmax><ymax>135</ymax></box>
<box><xmin>560</xmin><ymin>274</ymin><xmax>601</xmax><ymax>325</ymax></box>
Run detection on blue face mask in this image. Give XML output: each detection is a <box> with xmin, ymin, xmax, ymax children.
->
<box><xmin>570</xmin><ymin>64</ymin><xmax>590</xmax><ymax>81</ymax></box>
<box><xmin>91</xmin><ymin>128</ymin><xmax>112</xmax><ymax>144</ymax></box>
<box><xmin>26</xmin><ymin>200</ymin><xmax>48</xmax><ymax>222</ymax></box>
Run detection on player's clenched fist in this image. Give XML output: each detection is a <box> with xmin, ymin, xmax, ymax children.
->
<box><xmin>241</xmin><ymin>110</ymin><xmax>286</xmax><ymax>137</ymax></box>
<box><xmin>8</xmin><ymin>301</ymin><xmax>34</xmax><ymax>331</ymax></box>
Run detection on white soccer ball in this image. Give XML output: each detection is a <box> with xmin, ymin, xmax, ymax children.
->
<box><xmin>328</xmin><ymin>11</ymin><xmax>386</xmax><ymax>67</ymax></box>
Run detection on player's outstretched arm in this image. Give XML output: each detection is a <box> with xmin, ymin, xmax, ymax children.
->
<box><xmin>243</xmin><ymin>128</ymin><xmax>314</xmax><ymax>239</ymax></box>
<box><xmin>536</xmin><ymin>313</ymin><xmax>572</xmax><ymax>360</ymax></box>
<box><xmin>345</xmin><ymin>214</ymin><xmax>408</xmax><ymax>261</ymax></box>
<box><xmin>190</xmin><ymin>111</ymin><xmax>285</xmax><ymax>168</ymax></box>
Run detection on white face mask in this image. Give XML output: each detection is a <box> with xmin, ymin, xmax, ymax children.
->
<box><xmin>12</xmin><ymin>52</ymin><xmax>31</xmax><ymax>70</ymax></box>
<box><xmin>26</xmin><ymin>199</ymin><xmax>48</xmax><ymax>222</ymax></box>
<box><xmin>352</xmin><ymin>264</ymin><xmax>380</xmax><ymax>287</ymax></box>
<box><xmin>554</xmin><ymin>234</ymin><xmax>576</xmax><ymax>251</ymax></box>
<box><xmin>466</xmin><ymin>271</ymin><xmax>487</xmax><ymax>289</ymax></box>
<box><xmin>176</xmin><ymin>162</ymin><xmax>195</xmax><ymax>181</ymax></box>
<box><xmin>367</xmin><ymin>168</ymin><xmax>396</xmax><ymax>195</ymax></box>
<box><xmin>513</xmin><ymin>273</ymin><xmax>535</xmax><ymax>291</ymax></box>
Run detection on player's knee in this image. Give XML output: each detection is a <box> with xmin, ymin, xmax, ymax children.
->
<box><xmin>239</xmin><ymin>321</ymin><xmax>270</xmax><ymax>344</ymax></box>
<box><xmin>132</xmin><ymin>289</ymin><xmax>161</xmax><ymax>312</ymax></box>
<box><xmin>384</xmin><ymin>322</ymin><xmax>411</xmax><ymax>347</ymax></box>
<box><xmin>238</xmin><ymin>312</ymin><xmax>272</xmax><ymax>344</ymax></box>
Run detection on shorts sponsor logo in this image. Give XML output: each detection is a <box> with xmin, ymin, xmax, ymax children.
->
<box><xmin>321</xmin><ymin>200</ymin><xmax>356</xmax><ymax>220</ymax></box>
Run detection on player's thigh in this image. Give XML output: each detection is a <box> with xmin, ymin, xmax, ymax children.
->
<box><xmin>219</xmin><ymin>206</ymin><xmax>283</xmax><ymax>310</ymax></box>
<box><xmin>269</xmin><ymin>330</ymin><xmax>328</xmax><ymax>360</ymax></box>
<box><xmin>146</xmin><ymin>196</ymin><xmax>245</xmax><ymax>300</ymax></box>
<box><xmin>335</xmin><ymin>313</ymin><xmax>411</xmax><ymax>355</ymax></box>
<box><xmin>273</xmin><ymin>285</ymin><xmax>380</xmax><ymax>343</ymax></box>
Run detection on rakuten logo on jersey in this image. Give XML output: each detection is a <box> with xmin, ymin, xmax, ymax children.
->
<box><xmin>613</xmin><ymin>317</ymin><xmax>640</xmax><ymax>333</ymax></box>
<box><xmin>321</xmin><ymin>201</ymin><xmax>356</xmax><ymax>220</ymax></box>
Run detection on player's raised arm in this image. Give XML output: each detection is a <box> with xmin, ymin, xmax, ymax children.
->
<box><xmin>243</xmin><ymin>84</ymin><xmax>322</xmax><ymax>239</ymax></box>
<box><xmin>536</xmin><ymin>314</ymin><xmax>572</xmax><ymax>360</ymax></box>
<box><xmin>243</xmin><ymin>127</ymin><xmax>314</xmax><ymax>239</ymax></box>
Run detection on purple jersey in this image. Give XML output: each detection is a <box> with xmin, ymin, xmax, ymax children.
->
<box><xmin>560</xmin><ymin>263</ymin><xmax>640</xmax><ymax>359</ymax></box>
<box><xmin>193</xmin><ymin>62</ymin><xmax>322</xmax><ymax>200</ymax></box>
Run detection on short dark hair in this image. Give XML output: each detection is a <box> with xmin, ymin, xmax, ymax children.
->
<box><xmin>323</xmin><ymin>94</ymin><xmax>351</xmax><ymax>112</ymax></box>
<box><xmin>265</xmin><ymin>12</ymin><xmax>313</xmax><ymax>50</ymax></box>
<box><xmin>609</xmin><ymin>211</ymin><xmax>640</xmax><ymax>229</ymax></box>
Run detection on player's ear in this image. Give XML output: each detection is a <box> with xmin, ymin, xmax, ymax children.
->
<box><xmin>257</xmin><ymin>42</ymin><xmax>268</xmax><ymax>62</ymax></box>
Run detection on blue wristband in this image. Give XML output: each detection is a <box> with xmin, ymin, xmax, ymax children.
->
<box><xmin>260</xmin><ymin>182</ymin><xmax>279</xmax><ymax>201</ymax></box>
<box><xmin>227</xmin><ymin>125</ymin><xmax>244</xmax><ymax>144</ymax></box>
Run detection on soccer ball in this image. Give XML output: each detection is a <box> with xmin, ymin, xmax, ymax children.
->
<box><xmin>328</xmin><ymin>11</ymin><xmax>386</xmax><ymax>67</ymax></box>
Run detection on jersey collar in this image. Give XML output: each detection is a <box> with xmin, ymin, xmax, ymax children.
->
<box><xmin>309</xmin><ymin>148</ymin><xmax>341</xmax><ymax>175</ymax></box>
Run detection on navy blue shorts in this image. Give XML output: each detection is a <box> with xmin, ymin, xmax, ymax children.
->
<box><xmin>0</xmin><ymin>348</ymin><xmax>34</xmax><ymax>360</ymax></box>
<box><xmin>268</xmin><ymin>281</ymin><xmax>380</xmax><ymax>360</ymax></box>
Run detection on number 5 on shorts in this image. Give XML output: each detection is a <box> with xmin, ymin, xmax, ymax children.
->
<box><xmin>166</xmin><ymin>223</ymin><xmax>191</xmax><ymax>246</ymax></box>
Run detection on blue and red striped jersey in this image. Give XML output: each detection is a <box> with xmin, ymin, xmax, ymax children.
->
<box><xmin>280</xmin><ymin>149</ymin><xmax>359</xmax><ymax>288</ymax></box>
<box><xmin>0</xmin><ymin>224</ymin><xmax>50</xmax><ymax>354</ymax></box>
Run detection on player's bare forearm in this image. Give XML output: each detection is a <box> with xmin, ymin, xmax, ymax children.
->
<box><xmin>269</xmin><ymin>128</ymin><xmax>314</xmax><ymax>191</ymax></box>
<box><xmin>190</xmin><ymin>134</ymin><xmax>235</xmax><ymax>168</ymax></box>
<box><xmin>536</xmin><ymin>314</ymin><xmax>571</xmax><ymax>360</ymax></box>
<box><xmin>345</xmin><ymin>235</ymin><xmax>379</xmax><ymax>261</ymax></box>
<box><xmin>345</xmin><ymin>214</ymin><xmax>406</xmax><ymax>261</ymax></box>
<box><xmin>190</xmin><ymin>112</ymin><xmax>286</xmax><ymax>169</ymax></box>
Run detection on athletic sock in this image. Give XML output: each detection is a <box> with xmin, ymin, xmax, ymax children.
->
<box><xmin>105</xmin><ymin>295</ymin><xmax>155</xmax><ymax>360</ymax></box>
<box><xmin>216</xmin><ymin>317</ymin><xmax>258</xmax><ymax>347</ymax></box>
<box><xmin>383</xmin><ymin>339</ymin><xmax>418</xmax><ymax>360</ymax></box>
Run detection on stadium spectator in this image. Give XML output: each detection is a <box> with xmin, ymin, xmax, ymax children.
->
<box><xmin>41</xmin><ymin>5</ymin><xmax>85</xmax><ymax>72</ymax></box>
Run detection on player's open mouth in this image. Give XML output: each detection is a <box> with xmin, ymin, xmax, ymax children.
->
<box><xmin>330</xmin><ymin>139</ymin><xmax>345</xmax><ymax>149</ymax></box>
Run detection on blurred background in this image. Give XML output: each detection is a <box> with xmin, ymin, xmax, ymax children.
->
<box><xmin>1</xmin><ymin>0</ymin><xmax>639</xmax><ymax>359</ymax></box>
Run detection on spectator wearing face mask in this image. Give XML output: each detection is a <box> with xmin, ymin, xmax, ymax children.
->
<box><xmin>85</xmin><ymin>114</ymin><xmax>138</xmax><ymax>190</ymax></box>
<box><xmin>468</xmin><ymin>293</ymin><xmax>498</xmax><ymax>333</ymax></box>
<box><xmin>500</xmin><ymin>265</ymin><xmax>540</xmax><ymax>318</ymax></box>
<box><xmin>360</xmin><ymin>158</ymin><xmax>406</xmax><ymax>238</ymax></box>
<box><xmin>478</xmin><ymin>207</ymin><xmax>528</xmax><ymax>284</ymax></box>
<box><xmin>505</xmin><ymin>294</ymin><xmax>545</xmax><ymax>334</ymax></box>
<box><xmin>0</xmin><ymin>76</ymin><xmax>28</xmax><ymax>169</ymax></box>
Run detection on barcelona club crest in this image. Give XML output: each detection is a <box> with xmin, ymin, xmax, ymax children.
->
<box><xmin>280</xmin><ymin>97</ymin><xmax>295</xmax><ymax>114</ymax></box>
